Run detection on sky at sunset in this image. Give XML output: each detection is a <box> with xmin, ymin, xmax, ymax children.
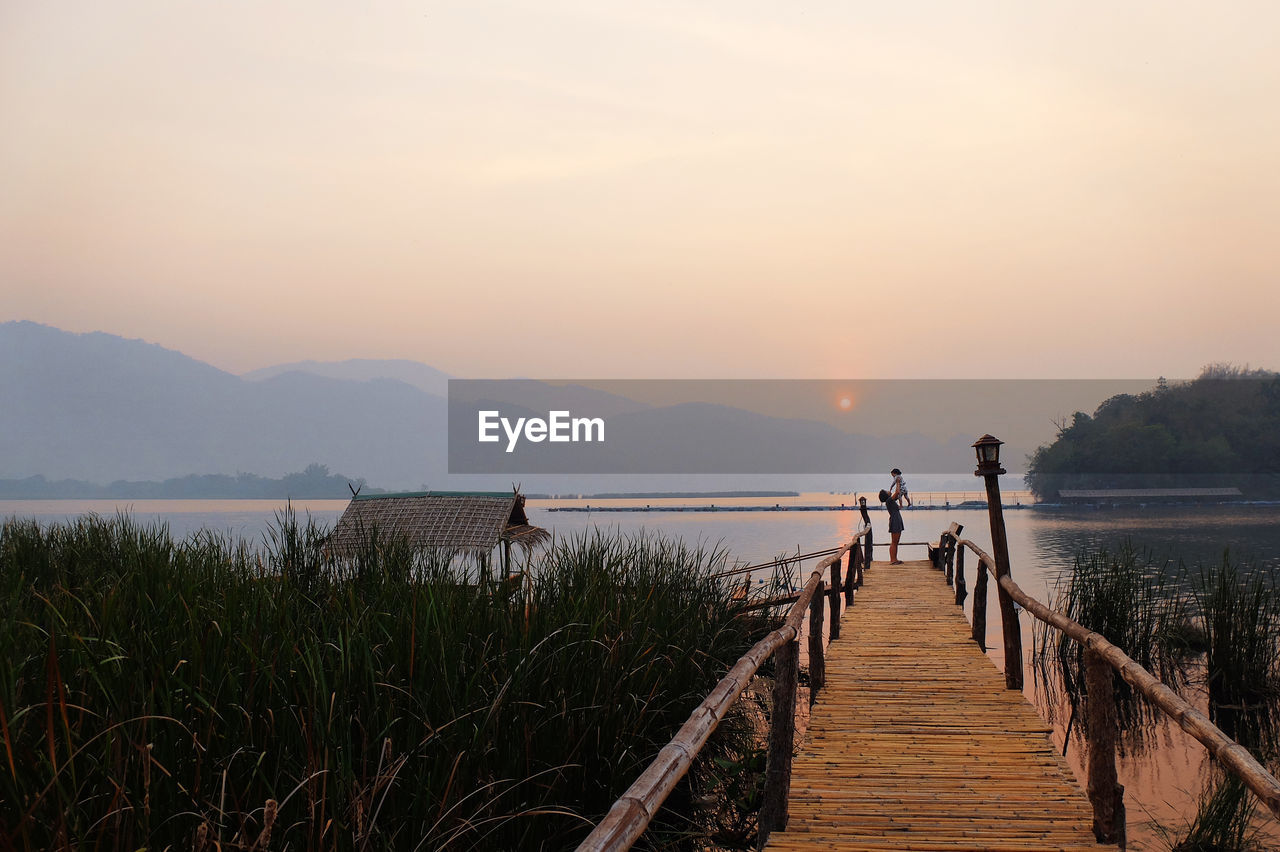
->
<box><xmin>3</xmin><ymin>1</ymin><xmax>1278</xmax><ymax>380</ymax></box>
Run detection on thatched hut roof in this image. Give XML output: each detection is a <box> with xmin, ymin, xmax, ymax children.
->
<box><xmin>328</xmin><ymin>490</ymin><xmax>549</xmax><ymax>556</ymax></box>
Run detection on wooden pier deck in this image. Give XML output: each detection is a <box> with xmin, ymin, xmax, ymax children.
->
<box><xmin>765</xmin><ymin>559</ymin><xmax>1105</xmax><ymax>851</ymax></box>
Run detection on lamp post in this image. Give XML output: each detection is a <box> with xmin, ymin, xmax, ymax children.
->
<box><xmin>973</xmin><ymin>434</ymin><xmax>1023</xmax><ymax>690</ymax></box>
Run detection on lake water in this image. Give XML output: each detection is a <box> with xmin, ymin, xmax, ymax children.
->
<box><xmin>4</xmin><ymin>494</ymin><xmax>1278</xmax><ymax>602</ymax></box>
<box><xmin>4</xmin><ymin>493</ymin><xmax>1278</xmax><ymax>847</ymax></box>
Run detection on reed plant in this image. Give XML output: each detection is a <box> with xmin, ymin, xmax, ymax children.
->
<box><xmin>1033</xmin><ymin>543</ymin><xmax>1189</xmax><ymax>747</ymax></box>
<box><xmin>1035</xmin><ymin>544</ymin><xmax>1280</xmax><ymax>850</ymax></box>
<box><xmin>1160</xmin><ymin>553</ymin><xmax>1280</xmax><ymax>852</ymax></box>
<box><xmin>1189</xmin><ymin>552</ymin><xmax>1280</xmax><ymax>753</ymax></box>
<box><xmin>1161</xmin><ymin>774</ymin><xmax>1262</xmax><ymax>852</ymax></box>
<box><xmin>0</xmin><ymin>513</ymin><xmax>771</xmax><ymax>850</ymax></box>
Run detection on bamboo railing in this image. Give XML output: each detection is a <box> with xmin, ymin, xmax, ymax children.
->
<box><xmin>578</xmin><ymin>497</ymin><xmax>1280</xmax><ymax>851</ymax></box>
<box><xmin>712</xmin><ymin>545</ymin><xmax>845</xmax><ymax>580</ymax></box>
<box><xmin>575</xmin><ymin>522</ymin><xmax>873</xmax><ymax>852</ymax></box>
<box><xmin>930</xmin><ymin>526</ymin><xmax>1280</xmax><ymax>845</ymax></box>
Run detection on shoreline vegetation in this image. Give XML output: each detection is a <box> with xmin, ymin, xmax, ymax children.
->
<box><xmin>0</xmin><ymin>512</ymin><xmax>780</xmax><ymax>850</ymax></box>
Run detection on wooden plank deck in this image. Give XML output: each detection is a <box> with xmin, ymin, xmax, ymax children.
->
<box><xmin>765</xmin><ymin>559</ymin><xmax>1106</xmax><ymax>851</ymax></box>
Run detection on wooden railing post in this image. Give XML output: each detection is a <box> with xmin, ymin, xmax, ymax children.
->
<box><xmin>759</xmin><ymin>638</ymin><xmax>799</xmax><ymax>846</ymax></box>
<box><xmin>829</xmin><ymin>560</ymin><xmax>841</xmax><ymax>641</ymax></box>
<box><xmin>954</xmin><ymin>544</ymin><xmax>967</xmax><ymax>606</ymax></box>
<box><xmin>808</xmin><ymin>583</ymin><xmax>826</xmax><ymax>697</ymax></box>
<box><xmin>994</xmin><ymin>569</ymin><xmax>1023</xmax><ymax>690</ymax></box>
<box><xmin>972</xmin><ymin>559</ymin><xmax>988</xmax><ymax>651</ymax></box>
<box><xmin>844</xmin><ymin>546</ymin><xmax>858</xmax><ymax>602</ymax></box>
<box><xmin>944</xmin><ymin>536</ymin><xmax>956</xmax><ymax>584</ymax></box>
<box><xmin>858</xmin><ymin>498</ymin><xmax>873</xmax><ymax>570</ymax></box>
<box><xmin>1085</xmin><ymin>646</ymin><xmax>1126</xmax><ymax>846</ymax></box>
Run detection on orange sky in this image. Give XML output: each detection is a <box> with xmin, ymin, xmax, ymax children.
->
<box><xmin>2</xmin><ymin>2</ymin><xmax>1278</xmax><ymax>378</ymax></box>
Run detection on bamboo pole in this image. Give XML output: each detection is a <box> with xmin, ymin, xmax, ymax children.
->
<box><xmin>860</xmin><ymin>495</ymin><xmax>873</xmax><ymax>570</ymax></box>
<box><xmin>972</xmin><ymin>551</ymin><xmax>988</xmax><ymax>651</ymax></box>
<box><xmin>844</xmin><ymin>545</ymin><xmax>858</xmax><ymax>603</ymax></box>
<box><xmin>1085</xmin><ymin>646</ymin><xmax>1125</xmax><ymax>846</ymax></box>
<box><xmin>943</xmin><ymin>526</ymin><xmax>962</xmax><ymax>584</ymax></box>
<box><xmin>713</xmin><ymin>546</ymin><xmax>844</xmax><ymax>580</ymax></box>
<box><xmin>995</xmin><ymin>575</ymin><xmax>1024</xmax><ymax>690</ymax></box>
<box><xmin>759</xmin><ymin>637</ymin><xmax>799</xmax><ymax>846</ymax></box>
<box><xmin>829</xmin><ymin>559</ymin><xmax>841</xmax><ymax>641</ymax></box>
<box><xmin>738</xmin><ymin>593</ymin><xmax>802</xmax><ymax>613</ymax></box>
<box><xmin>576</xmin><ymin>627</ymin><xmax>793</xmax><ymax>851</ymax></box>
<box><xmin>784</xmin><ymin>570</ymin><xmax>825</xmax><ymax>632</ymax></box>
<box><xmin>808</xmin><ymin>582</ymin><xmax>826</xmax><ymax>696</ymax></box>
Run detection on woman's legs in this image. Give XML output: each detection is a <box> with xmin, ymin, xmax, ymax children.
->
<box><xmin>890</xmin><ymin>531</ymin><xmax>902</xmax><ymax>563</ymax></box>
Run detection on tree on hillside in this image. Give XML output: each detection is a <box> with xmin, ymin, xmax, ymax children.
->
<box><xmin>1025</xmin><ymin>366</ymin><xmax>1280</xmax><ymax>500</ymax></box>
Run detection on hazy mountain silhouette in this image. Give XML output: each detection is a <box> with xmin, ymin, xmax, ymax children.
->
<box><xmin>242</xmin><ymin>358</ymin><xmax>453</xmax><ymax>396</ymax></box>
<box><xmin>2</xmin><ymin>321</ymin><xmax>987</xmax><ymax>492</ymax></box>
<box><xmin>0</xmin><ymin>322</ymin><xmax>447</xmax><ymax>487</ymax></box>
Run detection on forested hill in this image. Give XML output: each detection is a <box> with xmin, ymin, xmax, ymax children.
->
<box><xmin>1026</xmin><ymin>366</ymin><xmax>1280</xmax><ymax>500</ymax></box>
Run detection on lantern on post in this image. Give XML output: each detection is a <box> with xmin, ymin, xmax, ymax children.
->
<box><xmin>973</xmin><ymin>433</ymin><xmax>1022</xmax><ymax>690</ymax></box>
<box><xmin>972</xmin><ymin>434</ymin><xmax>1005</xmax><ymax>476</ymax></box>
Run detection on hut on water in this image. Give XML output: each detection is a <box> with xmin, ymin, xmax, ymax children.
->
<box><xmin>328</xmin><ymin>490</ymin><xmax>549</xmax><ymax>577</ymax></box>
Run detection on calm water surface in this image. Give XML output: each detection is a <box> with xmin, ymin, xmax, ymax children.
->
<box><xmin>4</xmin><ymin>495</ymin><xmax>1277</xmax><ymax>591</ymax></box>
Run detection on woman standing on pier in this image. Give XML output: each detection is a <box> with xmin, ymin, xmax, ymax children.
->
<box><xmin>878</xmin><ymin>486</ymin><xmax>905</xmax><ymax>564</ymax></box>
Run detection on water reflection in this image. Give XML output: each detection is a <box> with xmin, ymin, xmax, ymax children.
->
<box><xmin>1027</xmin><ymin>505</ymin><xmax>1280</xmax><ymax>578</ymax></box>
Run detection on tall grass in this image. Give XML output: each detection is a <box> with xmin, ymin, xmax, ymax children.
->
<box><xmin>0</xmin><ymin>513</ymin><xmax>772</xmax><ymax>850</ymax></box>
<box><xmin>1035</xmin><ymin>544</ymin><xmax>1280</xmax><ymax>851</ymax></box>
<box><xmin>1174</xmin><ymin>554</ymin><xmax>1280</xmax><ymax>852</ymax></box>
<box><xmin>1161</xmin><ymin>775</ymin><xmax>1262</xmax><ymax>852</ymax></box>
<box><xmin>1191</xmin><ymin>553</ymin><xmax>1280</xmax><ymax>752</ymax></box>
<box><xmin>1033</xmin><ymin>543</ymin><xmax>1190</xmax><ymax>746</ymax></box>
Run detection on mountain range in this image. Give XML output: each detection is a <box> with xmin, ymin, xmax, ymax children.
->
<box><xmin>1</xmin><ymin>321</ymin><xmax>446</xmax><ymax>488</ymax></box>
<box><xmin>1</xmin><ymin>321</ymin><xmax>1073</xmax><ymax>493</ymax></box>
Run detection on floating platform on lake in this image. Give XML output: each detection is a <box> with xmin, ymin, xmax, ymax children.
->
<box><xmin>1058</xmin><ymin>487</ymin><xmax>1242</xmax><ymax>500</ymax></box>
<box><xmin>546</xmin><ymin>503</ymin><xmax>1029</xmax><ymax>513</ymax></box>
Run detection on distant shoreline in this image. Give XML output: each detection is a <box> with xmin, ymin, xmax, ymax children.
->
<box><xmin>529</xmin><ymin>490</ymin><xmax>800</xmax><ymax>500</ymax></box>
<box><xmin>547</xmin><ymin>499</ymin><xmax>1276</xmax><ymax>513</ymax></box>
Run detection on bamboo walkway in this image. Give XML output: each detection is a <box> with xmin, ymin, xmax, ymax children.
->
<box><xmin>765</xmin><ymin>559</ymin><xmax>1106</xmax><ymax>851</ymax></box>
